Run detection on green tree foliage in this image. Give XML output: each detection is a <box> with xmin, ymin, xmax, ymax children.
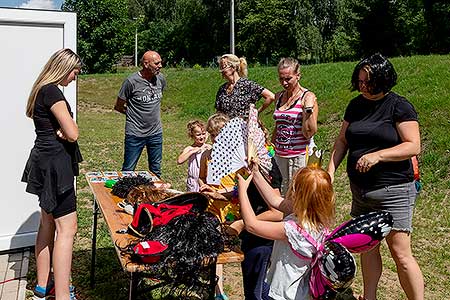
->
<box><xmin>424</xmin><ymin>0</ymin><xmax>450</xmax><ymax>53</ymax></box>
<box><xmin>68</xmin><ymin>0</ymin><xmax>450</xmax><ymax>71</ymax></box>
<box><xmin>62</xmin><ymin>0</ymin><xmax>133</xmax><ymax>73</ymax></box>
<box><xmin>237</xmin><ymin>0</ymin><xmax>294</xmax><ymax>63</ymax></box>
<box><xmin>133</xmin><ymin>0</ymin><xmax>228</xmax><ymax>66</ymax></box>
<box><xmin>322</xmin><ymin>0</ymin><xmax>362</xmax><ymax>61</ymax></box>
<box><xmin>203</xmin><ymin>0</ymin><xmax>231</xmax><ymax>58</ymax></box>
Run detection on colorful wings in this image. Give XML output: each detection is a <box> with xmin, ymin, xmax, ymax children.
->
<box><xmin>310</xmin><ymin>241</ymin><xmax>356</xmax><ymax>299</ymax></box>
<box><xmin>326</xmin><ymin>211</ymin><xmax>393</xmax><ymax>253</ymax></box>
<box><xmin>309</xmin><ymin>211</ymin><xmax>393</xmax><ymax>299</ymax></box>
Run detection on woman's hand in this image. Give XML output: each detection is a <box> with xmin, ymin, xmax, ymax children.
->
<box><xmin>356</xmin><ymin>152</ymin><xmax>380</xmax><ymax>173</ymax></box>
<box><xmin>237</xmin><ymin>173</ymin><xmax>253</xmax><ymax>192</ymax></box>
<box><xmin>56</xmin><ymin>128</ymin><xmax>67</xmax><ymax>140</ymax></box>
<box><xmin>248</xmin><ymin>158</ymin><xmax>260</xmax><ymax>174</ymax></box>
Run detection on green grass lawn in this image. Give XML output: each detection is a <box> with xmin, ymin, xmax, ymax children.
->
<box><xmin>28</xmin><ymin>54</ymin><xmax>450</xmax><ymax>299</ymax></box>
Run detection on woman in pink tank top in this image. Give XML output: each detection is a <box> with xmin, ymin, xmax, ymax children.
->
<box><xmin>272</xmin><ymin>57</ymin><xmax>318</xmax><ymax>194</ymax></box>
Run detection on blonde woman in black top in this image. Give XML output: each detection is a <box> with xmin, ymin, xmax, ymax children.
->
<box><xmin>23</xmin><ymin>48</ymin><xmax>82</xmax><ymax>300</ymax></box>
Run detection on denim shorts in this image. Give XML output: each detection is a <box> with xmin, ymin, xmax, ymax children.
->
<box><xmin>350</xmin><ymin>181</ymin><xmax>418</xmax><ymax>233</ymax></box>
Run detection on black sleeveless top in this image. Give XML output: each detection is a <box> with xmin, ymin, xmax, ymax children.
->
<box><xmin>22</xmin><ymin>84</ymin><xmax>83</xmax><ymax>213</ymax></box>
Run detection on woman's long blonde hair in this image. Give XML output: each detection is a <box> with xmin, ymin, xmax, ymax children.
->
<box><xmin>286</xmin><ymin>166</ymin><xmax>335</xmax><ymax>231</ymax></box>
<box><xmin>219</xmin><ymin>54</ymin><xmax>248</xmax><ymax>77</ymax></box>
<box><xmin>26</xmin><ymin>48</ymin><xmax>82</xmax><ymax>118</ymax></box>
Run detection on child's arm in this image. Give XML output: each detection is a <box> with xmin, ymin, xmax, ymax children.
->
<box><xmin>255</xmin><ymin>206</ymin><xmax>284</xmax><ymax>222</ymax></box>
<box><xmin>237</xmin><ymin>174</ymin><xmax>287</xmax><ymax>241</ymax></box>
<box><xmin>228</xmin><ymin>206</ymin><xmax>283</xmax><ymax>235</ymax></box>
<box><xmin>252</xmin><ymin>167</ymin><xmax>293</xmax><ymax>214</ymax></box>
<box><xmin>198</xmin><ymin>149</ymin><xmax>209</xmax><ymax>184</ymax></box>
<box><xmin>177</xmin><ymin>146</ymin><xmax>198</xmax><ymax>164</ymax></box>
<box><xmin>199</xmin><ymin>184</ymin><xmax>230</xmax><ymax>201</ymax></box>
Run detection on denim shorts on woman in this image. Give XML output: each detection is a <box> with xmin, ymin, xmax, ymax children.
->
<box><xmin>350</xmin><ymin>181</ymin><xmax>418</xmax><ymax>233</ymax></box>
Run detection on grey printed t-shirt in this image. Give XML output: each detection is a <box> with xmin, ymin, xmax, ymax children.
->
<box><xmin>118</xmin><ymin>72</ymin><xmax>166</xmax><ymax>137</ymax></box>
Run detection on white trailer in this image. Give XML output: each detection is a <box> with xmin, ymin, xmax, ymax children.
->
<box><xmin>0</xmin><ymin>7</ymin><xmax>77</xmax><ymax>251</ymax></box>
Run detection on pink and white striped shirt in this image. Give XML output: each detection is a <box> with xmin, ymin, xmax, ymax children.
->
<box><xmin>273</xmin><ymin>90</ymin><xmax>315</xmax><ymax>157</ymax></box>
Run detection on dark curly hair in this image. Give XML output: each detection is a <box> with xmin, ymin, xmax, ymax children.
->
<box><xmin>351</xmin><ymin>53</ymin><xmax>397</xmax><ymax>95</ymax></box>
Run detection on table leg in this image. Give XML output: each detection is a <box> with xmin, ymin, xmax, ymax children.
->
<box><xmin>209</xmin><ymin>262</ymin><xmax>217</xmax><ymax>300</ymax></box>
<box><xmin>129</xmin><ymin>272</ymin><xmax>139</xmax><ymax>300</ymax></box>
<box><xmin>90</xmin><ymin>197</ymin><xmax>99</xmax><ymax>288</ymax></box>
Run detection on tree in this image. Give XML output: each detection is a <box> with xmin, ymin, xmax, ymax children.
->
<box><xmin>237</xmin><ymin>0</ymin><xmax>294</xmax><ymax>63</ymax></box>
<box><xmin>63</xmin><ymin>0</ymin><xmax>133</xmax><ymax>73</ymax></box>
<box><xmin>347</xmin><ymin>0</ymin><xmax>428</xmax><ymax>58</ymax></box>
<box><xmin>288</xmin><ymin>0</ymin><xmax>323</xmax><ymax>63</ymax></box>
<box><xmin>133</xmin><ymin>0</ymin><xmax>222</xmax><ymax>66</ymax></box>
<box><xmin>62</xmin><ymin>0</ymin><xmax>450</xmax><ymax>71</ymax></box>
<box><xmin>424</xmin><ymin>0</ymin><xmax>450</xmax><ymax>53</ymax></box>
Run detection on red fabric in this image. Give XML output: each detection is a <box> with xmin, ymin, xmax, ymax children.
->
<box><xmin>149</xmin><ymin>203</ymin><xmax>193</xmax><ymax>226</ymax></box>
<box><xmin>130</xmin><ymin>203</ymin><xmax>193</xmax><ymax>231</ymax></box>
<box><xmin>133</xmin><ymin>240</ymin><xmax>168</xmax><ymax>263</ymax></box>
<box><xmin>130</xmin><ymin>203</ymin><xmax>152</xmax><ymax>229</ymax></box>
<box><xmin>412</xmin><ymin>156</ymin><xmax>420</xmax><ymax>181</ymax></box>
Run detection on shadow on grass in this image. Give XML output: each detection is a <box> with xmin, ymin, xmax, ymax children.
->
<box><xmin>73</xmin><ymin>247</ymin><xmax>130</xmax><ymax>300</ymax></box>
<box><xmin>28</xmin><ymin>246</ymin><xmax>213</xmax><ymax>300</ymax></box>
<box><xmin>27</xmin><ymin>245</ymin><xmax>359</xmax><ymax>300</ymax></box>
<box><xmin>27</xmin><ymin>247</ymin><xmax>130</xmax><ymax>300</ymax></box>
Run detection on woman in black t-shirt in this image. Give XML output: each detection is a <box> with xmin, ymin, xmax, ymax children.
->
<box><xmin>327</xmin><ymin>54</ymin><xmax>424</xmax><ymax>300</ymax></box>
<box><xmin>22</xmin><ymin>49</ymin><xmax>82</xmax><ymax>300</ymax></box>
<box><xmin>215</xmin><ymin>54</ymin><xmax>275</xmax><ymax>119</ymax></box>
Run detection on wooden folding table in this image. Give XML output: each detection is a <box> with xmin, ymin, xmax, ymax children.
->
<box><xmin>85</xmin><ymin>171</ymin><xmax>244</xmax><ymax>300</ymax></box>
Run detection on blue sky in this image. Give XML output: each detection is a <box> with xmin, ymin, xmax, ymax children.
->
<box><xmin>0</xmin><ymin>0</ymin><xmax>63</xmax><ymax>10</ymax></box>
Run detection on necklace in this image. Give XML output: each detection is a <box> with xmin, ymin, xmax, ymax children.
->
<box><xmin>281</xmin><ymin>87</ymin><xmax>302</xmax><ymax>110</ymax></box>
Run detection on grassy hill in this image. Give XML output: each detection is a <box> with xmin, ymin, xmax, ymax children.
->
<box><xmin>33</xmin><ymin>55</ymin><xmax>449</xmax><ymax>300</ymax></box>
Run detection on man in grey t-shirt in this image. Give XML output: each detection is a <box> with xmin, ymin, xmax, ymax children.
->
<box><xmin>114</xmin><ymin>50</ymin><xmax>166</xmax><ymax>177</ymax></box>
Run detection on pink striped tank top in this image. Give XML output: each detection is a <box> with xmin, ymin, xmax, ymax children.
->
<box><xmin>273</xmin><ymin>90</ymin><xmax>315</xmax><ymax>157</ymax></box>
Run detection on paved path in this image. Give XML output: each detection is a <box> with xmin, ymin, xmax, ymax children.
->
<box><xmin>0</xmin><ymin>249</ymin><xmax>30</xmax><ymax>300</ymax></box>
